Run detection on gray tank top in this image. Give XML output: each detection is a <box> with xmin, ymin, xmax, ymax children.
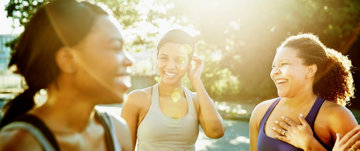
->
<box><xmin>136</xmin><ymin>83</ymin><xmax>199</xmax><ymax>151</ymax></box>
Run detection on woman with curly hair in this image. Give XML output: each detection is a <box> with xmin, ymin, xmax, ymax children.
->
<box><xmin>273</xmin><ymin>48</ymin><xmax>360</xmax><ymax>151</ymax></box>
<box><xmin>249</xmin><ymin>33</ymin><xmax>357</xmax><ymax>151</ymax></box>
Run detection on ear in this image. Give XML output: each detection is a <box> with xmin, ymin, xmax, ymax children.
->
<box><xmin>306</xmin><ymin>64</ymin><xmax>317</xmax><ymax>79</ymax></box>
<box><xmin>55</xmin><ymin>47</ymin><xmax>76</xmax><ymax>73</ymax></box>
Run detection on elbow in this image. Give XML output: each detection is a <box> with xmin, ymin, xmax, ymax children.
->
<box><xmin>206</xmin><ymin>126</ymin><xmax>226</xmax><ymax>139</ymax></box>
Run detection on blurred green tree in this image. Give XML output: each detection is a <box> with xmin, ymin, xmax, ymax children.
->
<box><xmin>5</xmin><ymin>0</ymin><xmax>360</xmax><ymax>104</ymax></box>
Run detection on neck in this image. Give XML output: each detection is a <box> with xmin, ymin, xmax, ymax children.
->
<box><xmin>158</xmin><ymin>82</ymin><xmax>183</xmax><ymax>97</ymax></box>
<box><xmin>32</xmin><ymin>85</ymin><xmax>97</xmax><ymax>134</ymax></box>
<box><xmin>281</xmin><ymin>86</ymin><xmax>318</xmax><ymax>107</ymax></box>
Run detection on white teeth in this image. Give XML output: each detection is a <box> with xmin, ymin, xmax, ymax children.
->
<box><xmin>165</xmin><ymin>72</ymin><xmax>176</xmax><ymax>76</ymax></box>
<box><xmin>116</xmin><ymin>76</ymin><xmax>131</xmax><ymax>87</ymax></box>
<box><xmin>276</xmin><ymin>79</ymin><xmax>287</xmax><ymax>84</ymax></box>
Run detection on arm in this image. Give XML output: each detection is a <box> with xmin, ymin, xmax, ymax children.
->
<box><xmin>121</xmin><ymin>91</ymin><xmax>142</xmax><ymax>150</ymax></box>
<box><xmin>0</xmin><ymin>129</ymin><xmax>43</xmax><ymax>151</ymax></box>
<box><xmin>188</xmin><ymin>56</ymin><xmax>225</xmax><ymax>138</ymax></box>
<box><xmin>249</xmin><ymin>106</ymin><xmax>260</xmax><ymax>151</ymax></box>
<box><xmin>249</xmin><ymin>101</ymin><xmax>272</xmax><ymax>151</ymax></box>
<box><xmin>110</xmin><ymin>115</ymin><xmax>133</xmax><ymax>151</ymax></box>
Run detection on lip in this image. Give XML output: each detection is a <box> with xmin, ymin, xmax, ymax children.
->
<box><xmin>115</xmin><ymin>74</ymin><xmax>131</xmax><ymax>88</ymax></box>
<box><xmin>273</xmin><ymin>78</ymin><xmax>288</xmax><ymax>86</ymax></box>
<box><xmin>164</xmin><ymin>71</ymin><xmax>176</xmax><ymax>76</ymax></box>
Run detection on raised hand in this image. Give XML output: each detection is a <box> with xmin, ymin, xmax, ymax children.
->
<box><xmin>188</xmin><ymin>56</ymin><xmax>204</xmax><ymax>84</ymax></box>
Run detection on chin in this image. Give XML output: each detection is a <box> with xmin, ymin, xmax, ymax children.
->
<box><xmin>277</xmin><ymin>90</ymin><xmax>288</xmax><ymax>98</ymax></box>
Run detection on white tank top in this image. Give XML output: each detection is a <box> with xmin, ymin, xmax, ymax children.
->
<box><xmin>136</xmin><ymin>83</ymin><xmax>199</xmax><ymax>151</ymax></box>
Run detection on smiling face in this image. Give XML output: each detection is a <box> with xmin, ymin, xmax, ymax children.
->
<box><xmin>270</xmin><ymin>47</ymin><xmax>312</xmax><ymax>98</ymax></box>
<box><xmin>157</xmin><ymin>43</ymin><xmax>192</xmax><ymax>85</ymax></box>
<box><xmin>71</xmin><ymin>15</ymin><xmax>133</xmax><ymax>103</ymax></box>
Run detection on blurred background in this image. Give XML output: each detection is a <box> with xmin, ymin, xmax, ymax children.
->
<box><xmin>1</xmin><ymin>0</ymin><xmax>360</xmax><ymax>150</ymax></box>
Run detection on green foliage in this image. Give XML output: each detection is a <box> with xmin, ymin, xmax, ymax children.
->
<box><xmin>6</xmin><ymin>0</ymin><xmax>47</xmax><ymax>26</ymax></box>
<box><xmin>4</xmin><ymin>0</ymin><xmax>360</xmax><ymax>104</ymax></box>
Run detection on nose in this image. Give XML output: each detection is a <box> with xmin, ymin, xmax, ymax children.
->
<box><xmin>270</xmin><ymin>66</ymin><xmax>281</xmax><ymax>77</ymax></box>
<box><xmin>165</xmin><ymin>59</ymin><xmax>177</xmax><ymax>69</ymax></box>
<box><xmin>122</xmin><ymin>51</ymin><xmax>134</xmax><ymax>67</ymax></box>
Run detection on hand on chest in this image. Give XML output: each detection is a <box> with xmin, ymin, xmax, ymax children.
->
<box><xmin>264</xmin><ymin>106</ymin><xmax>311</xmax><ymax>137</ymax></box>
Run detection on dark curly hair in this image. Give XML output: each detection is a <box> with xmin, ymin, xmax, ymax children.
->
<box><xmin>278</xmin><ymin>33</ymin><xmax>354</xmax><ymax>106</ymax></box>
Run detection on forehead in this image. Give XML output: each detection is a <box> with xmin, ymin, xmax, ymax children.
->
<box><xmin>273</xmin><ymin>47</ymin><xmax>301</xmax><ymax>62</ymax></box>
<box><xmin>158</xmin><ymin>43</ymin><xmax>192</xmax><ymax>56</ymax></box>
<box><xmin>90</xmin><ymin>16</ymin><xmax>123</xmax><ymax>42</ymax></box>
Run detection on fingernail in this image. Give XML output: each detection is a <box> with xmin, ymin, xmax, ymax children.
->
<box><xmin>272</xmin><ymin>127</ymin><xmax>276</xmax><ymax>130</ymax></box>
<box><xmin>275</xmin><ymin>121</ymin><xmax>278</xmax><ymax>124</ymax></box>
<box><xmin>336</xmin><ymin>133</ymin><xmax>340</xmax><ymax>138</ymax></box>
<box><xmin>281</xmin><ymin>116</ymin><xmax>285</xmax><ymax>119</ymax></box>
<box><xmin>299</xmin><ymin>113</ymin><xmax>303</xmax><ymax>117</ymax></box>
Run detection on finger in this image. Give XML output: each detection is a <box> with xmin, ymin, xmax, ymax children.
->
<box><xmin>335</xmin><ymin>133</ymin><xmax>342</xmax><ymax>145</ymax></box>
<box><xmin>272</xmin><ymin>127</ymin><xmax>286</xmax><ymax>136</ymax></box>
<box><xmin>281</xmin><ymin>116</ymin><xmax>298</xmax><ymax>126</ymax></box>
<box><xmin>275</xmin><ymin>120</ymin><xmax>291</xmax><ymax>130</ymax></box>
<box><xmin>298</xmin><ymin>113</ymin><xmax>310</xmax><ymax>127</ymax></box>
<box><xmin>273</xmin><ymin>134</ymin><xmax>290</xmax><ymax>143</ymax></box>
<box><xmin>191</xmin><ymin>56</ymin><xmax>201</xmax><ymax>61</ymax></box>
<box><xmin>351</xmin><ymin>140</ymin><xmax>360</xmax><ymax>150</ymax></box>
<box><xmin>340</xmin><ymin>128</ymin><xmax>360</xmax><ymax>145</ymax></box>
<box><xmin>344</xmin><ymin>129</ymin><xmax>360</xmax><ymax>148</ymax></box>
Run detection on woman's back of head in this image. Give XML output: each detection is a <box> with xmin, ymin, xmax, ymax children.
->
<box><xmin>278</xmin><ymin>33</ymin><xmax>354</xmax><ymax>105</ymax></box>
<box><xmin>1</xmin><ymin>0</ymin><xmax>109</xmax><ymax>128</ymax></box>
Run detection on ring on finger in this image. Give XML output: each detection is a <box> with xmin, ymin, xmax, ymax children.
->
<box><xmin>350</xmin><ymin>147</ymin><xmax>355</xmax><ymax>151</ymax></box>
<box><xmin>281</xmin><ymin>130</ymin><xmax>286</xmax><ymax>136</ymax></box>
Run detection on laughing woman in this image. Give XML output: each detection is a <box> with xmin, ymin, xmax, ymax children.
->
<box><xmin>0</xmin><ymin>0</ymin><xmax>133</xmax><ymax>150</ymax></box>
<box><xmin>249</xmin><ymin>33</ymin><xmax>357</xmax><ymax>151</ymax></box>
<box><xmin>121</xmin><ymin>29</ymin><xmax>225</xmax><ymax>151</ymax></box>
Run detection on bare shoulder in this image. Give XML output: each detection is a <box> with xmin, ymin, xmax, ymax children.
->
<box><xmin>250</xmin><ymin>98</ymin><xmax>278</xmax><ymax>125</ymax></box>
<box><xmin>252</xmin><ymin>98</ymin><xmax>278</xmax><ymax>115</ymax></box>
<box><xmin>0</xmin><ymin>128</ymin><xmax>42</xmax><ymax>150</ymax></box>
<box><xmin>126</xmin><ymin>87</ymin><xmax>152</xmax><ymax>103</ymax></box>
<box><xmin>317</xmin><ymin>101</ymin><xmax>357</xmax><ymax>137</ymax></box>
<box><xmin>319</xmin><ymin>101</ymin><xmax>357</xmax><ymax>124</ymax></box>
<box><xmin>124</xmin><ymin>87</ymin><xmax>152</xmax><ymax>109</ymax></box>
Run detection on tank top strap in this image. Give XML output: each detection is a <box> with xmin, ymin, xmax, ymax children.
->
<box><xmin>1</xmin><ymin>114</ymin><xmax>60</xmax><ymax>151</ymax></box>
<box><xmin>151</xmin><ymin>83</ymin><xmax>160</xmax><ymax>110</ymax></box>
<box><xmin>183</xmin><ymin>87</ymin><xmax>196</xmax><ymax>115</ymax></box>
<box><xmin>95</xmin><ymin>110</ymin><xmax>122</xmax><ymax>151</ymax></box>
<box><xmin>305</xmin><ymin>96</ymin><xmax>325</xmax><ymax>129</ymax></box>
<box><xmin>259</xmin><ymin>98</ymin><xmax>281</xmax><ymax>128</ymax></box>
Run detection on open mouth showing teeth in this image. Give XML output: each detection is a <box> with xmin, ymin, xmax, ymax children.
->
<box><xmin>165</xmin><ymin>72</ymin><xmax>176</xmax><ymax>76</ymax></box>
<box><xmin>276</xmin><ymin>79</ymin><xmax>287</xmax><ymax>85</ymax></box>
